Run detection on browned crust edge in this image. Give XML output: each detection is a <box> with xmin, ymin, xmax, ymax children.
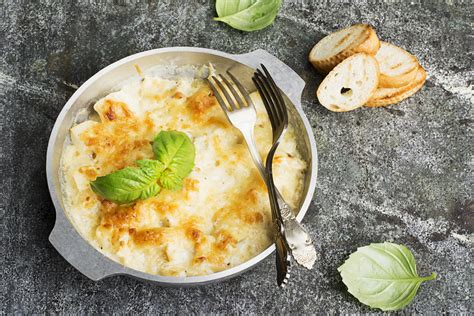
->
<box><xmin>365</xmin><ymin>65</ymin><xmax>427</xmax><ymax>107</ymax></box>
<box><xmin>309</xmin><ymin>24</ymin><xmax>380</xmax><ymax>74</ymax></box>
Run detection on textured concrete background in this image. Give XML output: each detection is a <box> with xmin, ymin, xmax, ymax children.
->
<box><xmin>1</xmin><ymin>0</ymin><xmax>473</xmax><ymax>313</ymax></box>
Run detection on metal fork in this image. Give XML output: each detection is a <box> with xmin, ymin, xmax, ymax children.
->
<box><xmin>207</xmin><ymin>72</ymin><xmax>291</xmax><ymax>287</ymax></box>
<box><xmin>208</xmin><ymin>66</ymin><xmax>317</xmax><ymax>270</ymax></box>
<box><xmin>253</xmin><ymin>65</ymin><xmax>317</xmax><ymax>270</ymax></box>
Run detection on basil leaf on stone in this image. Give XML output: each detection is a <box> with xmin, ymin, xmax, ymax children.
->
<box><xmin>152</xmin><ymin>130</ymin><xmax>195</xmax><ymax>189</ymax></box>
<box><xmin>90</xmin><ymin>163</ymin><xmax>161</xmax><ymax>204</ymax></box>
<box><xmin>338</xmin><ymin>242</ymin><xmax>437</xmax><ymax>311</ymax></box>
<box><xmin>214</xmin><ymin>0</ymin><xmax>282</xmax><ymax>32</ymax></box>
<box><xmin>216</xmin><ymin>0</ymin><xmax>257</xmax><ymax>17</ymax></box>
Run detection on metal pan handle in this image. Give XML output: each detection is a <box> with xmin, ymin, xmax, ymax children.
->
<box><xmin>232</xmin><ymin>49</ymin><xmax>306</xmax><ymax>111</ymax></box>
<box><xmin>49</xmin><ymin>213</ymin><xmax>123</xmax><ymax>281</ymax></box>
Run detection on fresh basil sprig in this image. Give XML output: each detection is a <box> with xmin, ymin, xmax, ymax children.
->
<box><xmin>338</xmin><ymin>242</ymin><xmax>437</xmax><ymax>311</ymax></box>
<box><xmin>90</xmin><ymin>131</ymin><xmax>195</xmax><ymax>204</ymax></box>
<box><xmin>214</xmin><ymin>0</ymin><xmax>282</xmax><ymax>32</ymax></box>
<box><xmin>90</xmin><ymin>160</ymin><xmax>162</xmax><ymax>205</ymax></box>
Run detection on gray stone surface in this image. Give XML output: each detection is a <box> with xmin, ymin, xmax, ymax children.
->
<box><xmin>1</xmin><ymin>0</ymin><xmax>473</xmax><ymax>314</ymax></box>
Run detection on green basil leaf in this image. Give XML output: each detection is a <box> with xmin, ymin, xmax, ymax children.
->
<box><xmin>338</xmin><ymin>242</ymin><xmax>437</xmax><ymax>311</ymax></box>
<box><xmin>216</xmin><ymin>0</ymin><xmax>257</xmax><ymax>17</ymax></box>
<box><xmin>214</xmin><ymin>0</ymin><xmax>282</xmax><ymax>32</ymax></box>
<box><xmin>90</xmin><ymin>131</ymin><xmax>195</xmax><ymax>203</ymax></box>
<box><xmin>136</xmin><ymin>159</ymin><xmax>165</xmax><ymax>178</ymax></box>
<box><xmin>152</xmin><ymin>131</ymin><xmax>195</xmax><ymax>190</ymax></box>
<box><xmin>159</xmin><ymin>169</ymin><xmax>184</xmax><ymax>190</ymax></box>
<box><xmin>90</xmin><ymin>162</ymin><xmax>161</xmax><ymax>204</ymax></box>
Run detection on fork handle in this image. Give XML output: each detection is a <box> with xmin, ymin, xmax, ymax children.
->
<box><xmin>241</xmin><ymin>129</ymin><xmax>316</xmax><ymax>269</ymax></box>
<box><xmin>276</xmin><ymin>192</ymin><xmax>296</xmax><ymax>221</ymax></box>
<box><xmin>242</xmin><ymin>129</ymin><xmax>290</xmax><ymax>285</ymax></box>
<box><xmin>240</xmin><ymin>127</ymin><xmax>315</xmax><ymax>271</ymax></box>
<box><xmin>275</xmin><ymin>224</ymin><xmax>290</xmax><ymax>287</ymax></box>
<box><xmin>267</xmin><ymin>167</ymin><xmax>291</xmax><ymax>287</ymax></box>
<box><xmin>240</xmin><ymin>128</ymin><xmax>268</xmax><ymax>183</ymax></box>
<box><xmin>277</xmin><ymin>195</ymin><xmax>317</xmax><ymax>269</ymax></box>
<box><xmin>240</xmin><ymin>128</ymin><xmax>297</xmax><ymax>221</ymax></box>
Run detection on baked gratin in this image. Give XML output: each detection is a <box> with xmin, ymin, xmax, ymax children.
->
<box><xmin>61</xmin><ymin>73</ymin><xmax>307</xmax><ymax>276</ymax></box>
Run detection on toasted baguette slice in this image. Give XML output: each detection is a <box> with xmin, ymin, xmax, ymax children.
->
<box><xmin>317</xmin><ymin>53</ymin><xmax>380</xmax><ymax>112</ymax></box>
<box><xmin>309</xmin><ymin>24</ymin><xmax>380</xmax><ymax>74</ymax></box>
<box><xmin>376</xmin><ymin>41</ymin><xmax>419</xmax><ymax>88</ymax></box>
<box><xmin>365</xmin><ymin>65</ymin><xmax>426</xmax><ymax>107</ymax></box>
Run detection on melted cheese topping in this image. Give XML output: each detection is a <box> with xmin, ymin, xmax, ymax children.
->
<box><xmin>61</xmin><ymin>76</ymin><xmax>307</xmax><ymax>276</ymax></box>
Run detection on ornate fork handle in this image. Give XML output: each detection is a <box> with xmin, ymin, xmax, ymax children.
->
<box><xmin>276</xmin><ymin>194</ymin><xmax>295</xmax><ymax>221</ymax></box>
<box><xmin>276</xmin><ymin>194</ymin><xmax>317</xmax><ymax>269</ymax></box>
<box><xmin>267</xmin><ymin>170</ymin><xmax>291</xmax><ymax>287</ymax></box>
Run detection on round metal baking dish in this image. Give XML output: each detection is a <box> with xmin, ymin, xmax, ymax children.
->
<box><xmin>46</xmin><ymin>47</ymin><xmax>318</xmax><ymax>286</ymax></box>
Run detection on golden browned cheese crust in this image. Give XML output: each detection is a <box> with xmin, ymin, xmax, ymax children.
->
<box><xmin>61</xmin><ymin>75</ymin><xmax>307</xmax><ymax>276</ymax></box>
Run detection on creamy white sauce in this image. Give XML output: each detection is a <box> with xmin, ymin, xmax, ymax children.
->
<box><xmin>61</xmin><ymin>74</ymin><xmax>306</xmax><ymax>276</ymax></box>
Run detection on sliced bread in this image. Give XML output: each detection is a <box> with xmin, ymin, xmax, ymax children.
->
<box><xmin>309</xmin><ymin>24</ymin><xmax>380</xmax><ymax>74</ymax></box>
<box><xmin>317</xmin><ymin>53</ymin><xmax>380</xmax><ymax>112</ymax></box>
<box><xmin>375</xmin><ymin>41</ymin><xmax>419</xmax><ymax>88</ymax></box>
<box><xmin>365</xmin><ymin>65</ymin><xmax>427</xmax><ymax>107</ymax></box>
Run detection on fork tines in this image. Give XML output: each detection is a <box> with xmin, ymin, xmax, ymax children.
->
<box><xmin>207</xmin><ymin>72</ymin><xmax>253</xmax><ymax>112</ymax></box>
<box><xmin>252</xmin><ymin>65</ymin><xmax>288</xmax><ymax>132</ymax></box>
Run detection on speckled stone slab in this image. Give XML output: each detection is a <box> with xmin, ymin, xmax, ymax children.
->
<box><xmin>1</xmin><ymin>0</ymin><xmax>472</xmax><ymax>313</ymax></box>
